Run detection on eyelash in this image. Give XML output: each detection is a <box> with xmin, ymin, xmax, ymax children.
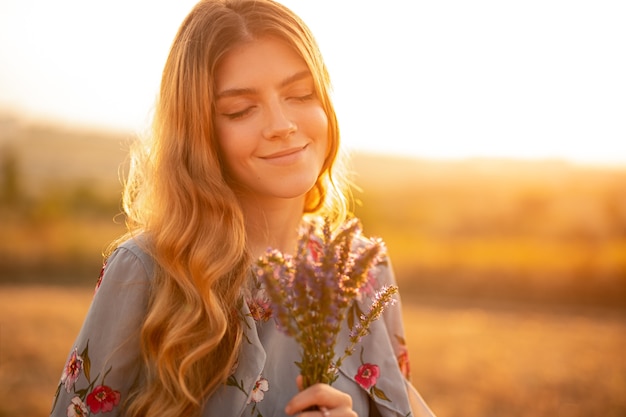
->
<box><xmin>222</xmin><ymin>93</ymin><xmax>315</xmax><ymax>120</ymax></box>
<box><xmin>291</xmin><ymin>93</ymin><xmax>314</xmax><ymax>102</ymax></box>
<box><xmin>224</xmin><ymin>107</ymin><xmax>253</xmax><ymax>120</ymax></box>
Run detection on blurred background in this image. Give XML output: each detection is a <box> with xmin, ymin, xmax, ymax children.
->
<box><xmin>1</xmin><ymin>1</ymin><xmax>625</xmax><ymax>416</ymax></box>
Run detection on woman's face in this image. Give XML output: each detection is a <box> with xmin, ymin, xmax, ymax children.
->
<box><xmin>214</xmin><ymin>36</ymin><xmax>329</xmax><ymax>205</ymax></box>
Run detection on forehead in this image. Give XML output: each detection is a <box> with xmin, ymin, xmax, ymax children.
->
<box><xmin>215</xmin><ymin>36</ymin><xmax>311</xmax><ymax>92</ymax></box>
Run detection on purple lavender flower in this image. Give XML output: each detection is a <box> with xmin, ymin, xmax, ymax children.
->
<box><xmin>255</xmin><ymin>217</ymin><xmax>398</xmax><ymax>388</ymax></box>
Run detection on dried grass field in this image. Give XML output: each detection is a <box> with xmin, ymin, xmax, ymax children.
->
<box><xmin>2</xmin><ymin>120</ymin><xmax>626</xmax><ymax>416</ymax></box>
<box><xmin>1</xmin><ymin>285</ymin><xmax>624</xmax><ymax>417</ymax></box>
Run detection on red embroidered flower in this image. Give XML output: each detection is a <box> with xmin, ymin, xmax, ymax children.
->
<box><xmin>355</xmin><ymin>363</ymin><xmax>380</xmax><ymax>390</ymax></box>
<box><xmin>86</xmin><ymin>385</ymin><xmax>121</xmax><ymax>413</ymax></box>
<box><xmin>94</xmin><ymin>262</ymin><xmax>106</xmax><ymax>294</ymax></box>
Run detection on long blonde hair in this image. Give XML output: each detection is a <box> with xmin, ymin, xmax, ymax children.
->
<box><xmin>118</xmin><ymin>1</ymin><xmax>349</xmax><ymax>416</ymax></box>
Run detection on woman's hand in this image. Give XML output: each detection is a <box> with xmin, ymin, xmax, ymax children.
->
<box><xmin>284</xmin><ymin>375</ymin><xmax>357</xmax><ymax>417</ymax></box>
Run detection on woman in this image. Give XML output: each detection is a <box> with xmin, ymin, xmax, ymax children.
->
<box><xmin>51</xmin><ymin>1</ymin><xmax>435</xmax><ymax>416</ymax></box>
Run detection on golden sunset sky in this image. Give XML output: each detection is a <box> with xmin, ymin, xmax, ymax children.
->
<box><xmin>1</xmin><ymin>0</ymin><xmax>624</xmax><ymax>164</ymax></box>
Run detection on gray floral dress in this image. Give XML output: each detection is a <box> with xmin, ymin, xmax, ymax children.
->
<box><xmin>50</xmin><ymin>237</ymin><xmax>435</xmax><ymax>417</ymax></box>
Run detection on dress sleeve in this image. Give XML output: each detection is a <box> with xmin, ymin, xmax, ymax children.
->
<box><xmin>50</xmin><ymin>242</ymin><xmax>152</xmax><ymax>417</ymax></box>
<box><xmin>376</xmin><ymin>256</ymin><xmax>437</xmax><ymax>417</ymax></box>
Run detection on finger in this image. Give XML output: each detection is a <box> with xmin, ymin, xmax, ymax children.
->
<box><xmin>290</xmin><ymin>406</ymin><xmax>330</xmax><ymax>417</ymax></box>
<box><xmin>298</xmin><ymin>404</ymin><xmax>356</xmax><ymax>417</ymax></box>
<box><xmin>285</xmin><ymin>382</ymin><xmax>352</xmax><ymax>415</ymax></box>
<box><xmin>296</xmin><ymin>374</ymin><xmax>303</xmax><ymax>391</ymax></box>
<box><xmin>319</xmin><ymin>406</ymin><xmax>331</xmax><ymax>417</ymax></box>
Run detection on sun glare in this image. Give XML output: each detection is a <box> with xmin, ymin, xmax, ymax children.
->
<box><xmin>0</xmin><ymin>0</ymin><xmax>624</xmax><ymax>165</ymax></box>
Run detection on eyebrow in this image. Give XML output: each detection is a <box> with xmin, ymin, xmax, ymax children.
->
<box><xmin>216</xmin><ymin>70</ymin><xmax>312</xmax><ymax>99</ymax></box>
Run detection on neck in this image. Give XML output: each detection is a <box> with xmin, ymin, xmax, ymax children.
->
<box><xmin>239</xmin><ymin>196</ymin><xmax>306</xmax><ymax>260</ymax></box>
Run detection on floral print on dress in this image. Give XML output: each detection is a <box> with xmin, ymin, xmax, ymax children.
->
<box><xmin>355</xmin><ymin>363</ymin><xmax>380</xmax><ymax>390</ymax></box>
<box><xmin>51</xmin><ymin>340</ymin><xmax>122</xmax><ymax>416</ymax></box>
<box><xmin>248</xmin><ymin>376</ymin><xmax>269</xmax><ymax>404</ymax></box>
<box><xmin>354</xmin><ymin>347</ymin><xmax>391</xmax><ymax>402</ymax></box>
<box><xmin>67</xmin><ymin>397</ymin><xmax>88</xmax><ymax>417</ymax></box>
<box><xmin>94</xmin><ymin>262</ymin><xmax>106</xmax><ymax>294</ymax></box>
<box><xmin>227</xmin><ymin>374</ymin><xmax>270</xmax><ymax>416</ymax></box>
<box><xmin>306</xmin><ymin>237</ymin><xmax>324</xmax><ymax>262</ymax></box>
<box><xmin>86</xmin><ymin>385</ymin><xmax>121</xmax><ymax>413</ymax></box>
<box><xmin>395</xmin><ymin>335</ymin><xmax>411</xmax><ymax>380</ymax></box>
<box><xmin>247</xmin><ymin>289</ymin><xmax>273</xmax><ymax>323</ymax></box>
<box><xmin>61</xmin><ymin>348</ymin><xmax>84</xmax><ymax>393</ymax></box>
<box><xmin>53</xmin><ymin>235</ymin><xmax>429</xmax><ymax>417</ymax></box>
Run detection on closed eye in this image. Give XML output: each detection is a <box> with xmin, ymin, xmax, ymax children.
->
<box><xmin>290</xmin><ymin>93</ymin><xmax>315</xmax><ymax>102</ymax></box>
<box><xmin>223</xmin><ymin>106</ymin><xmax>255</xmax><ymax>120</ymax></box>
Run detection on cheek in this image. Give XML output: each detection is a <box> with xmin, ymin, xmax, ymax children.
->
<box><xmin>312</xmin><ymin>107</ymin><xmax>329</xmax><ymax>137</ymax></box>
<box><xmin>319</xmin><ymin>116</ymin><xmax>332</xmax><ymax>163</ymax></box>
<box><xmin>306</xmin><ymin>106</ymin><xmax>330</xmax><ymax>152</ymax></box>
<box><xmin>216</xmin><ymin>123</ymin><xmax>255</xmax><ymax>166</ymax></box>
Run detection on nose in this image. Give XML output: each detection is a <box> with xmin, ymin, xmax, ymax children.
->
<box><xmin>262</xmin><ymin>99</ymin><xmax>296</xmax><ymax>140</ymax></box>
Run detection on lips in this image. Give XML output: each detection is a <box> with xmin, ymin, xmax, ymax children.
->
<box><xmin>260</xmin><ymin>144</ymin><xmax>308</xmax><ymax>160</ymax></box>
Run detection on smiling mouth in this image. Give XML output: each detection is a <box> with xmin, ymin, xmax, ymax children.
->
<box><xmin>261</xmin><ymin>144</ymin><xmax>308</xmax><ymax>159</ymax></box>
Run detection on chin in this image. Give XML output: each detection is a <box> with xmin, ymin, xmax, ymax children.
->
<box><xmin>270</xmin><ymin>177</ymin><xmax>319</xmax><ymax>200</ymax></box>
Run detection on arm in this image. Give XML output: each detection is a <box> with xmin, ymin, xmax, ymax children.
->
<box><xmin>50</xmin><ymin>242</ymin><xmax>152</xmax><ymax>417</ymax></box>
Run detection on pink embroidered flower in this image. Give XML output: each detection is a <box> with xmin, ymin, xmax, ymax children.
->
<box><xmin>355</xmin><ymin>363</ymin><xmax>380</xmax><ymax>390</ymax></box>
<box><xmin>247</xmin><ymin>293</ymin><xmax>273</xmax><ymax>322</ymax></box>
<box><xmin>307</xmin><ymin>237</ymin><xmax>323</xmax><ymax>262</ymax></box>
<box><xmin>61</xmin><ymin>348</ymin><xmax>83</xmax><ymax>393</ymax></box>
<box><xmin>248</xmin><ymin>376</ymin><xmax>269</xmax><ymax>404</ymax></box>
<box><xmin>67</xmin><ymin>396</ymin><xmax>88</xmax><ymax>417</ymax></box>
<box><xmin>86</xmin><ymin>385</ymin><xmax>121</xmax><ymax>413</ymax></box>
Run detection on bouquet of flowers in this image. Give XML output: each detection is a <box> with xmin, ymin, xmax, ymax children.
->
<box><xmin>255</xmin><ymin>217</ymin><xmax>398</xmax><ymax>389</ymax></box>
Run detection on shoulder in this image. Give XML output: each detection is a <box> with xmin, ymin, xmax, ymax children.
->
<box><xmin>114</xmin><ymin>235</ymin><xmax>155</xmax><ymax>276</ymax></box>
<box><xmin>97</xmin><ymin>234</ymin><xmax>155</xmax><ymax>290</ymax></box>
